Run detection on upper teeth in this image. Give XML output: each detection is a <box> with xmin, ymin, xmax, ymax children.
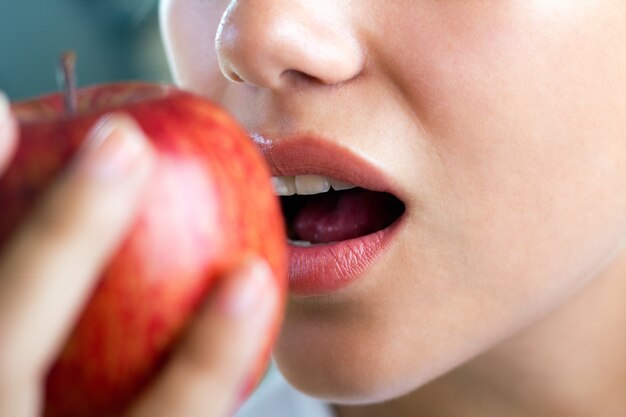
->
<box><xmin>271</xmin><ymin>175</ymin><xmax>357</xmax><ymax>196</ymax></box>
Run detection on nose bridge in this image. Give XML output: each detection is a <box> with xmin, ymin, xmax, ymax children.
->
<box><xmin>215</xmin><ymin>0</ymin><xmax>364</xmax><ymax>90</ymax></box>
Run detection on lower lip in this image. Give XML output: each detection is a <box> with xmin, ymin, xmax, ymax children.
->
<box><xmin>287</xmin><ymin>216</ymin><xmax>405</xmax><ymax>296</ymax></box>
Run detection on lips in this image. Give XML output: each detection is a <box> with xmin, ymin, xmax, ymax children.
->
<box><xmin>253</xmin><ymin>134</ymin><xmax>406</xmax><ymax>296</ymax></box>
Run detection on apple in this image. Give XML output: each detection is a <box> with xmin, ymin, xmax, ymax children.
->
<box><xmin>0</xmin><ymin>53</ymin><xmax>287</xmax><ymax>417</ymax></box>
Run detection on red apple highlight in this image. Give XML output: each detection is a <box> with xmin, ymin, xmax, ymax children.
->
<box><xmin>0</xmin><ymin>81</ymin><xmax>287</xmax><ymax>417</ymax></box>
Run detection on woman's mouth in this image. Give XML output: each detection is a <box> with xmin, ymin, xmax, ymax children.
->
<box><xmin>255</xmin><ymin>135</ymin><xmax>407</xmax><ymax>296</ymax></box>
<box><xmin>275</xmin><ymin>175</ymin><xmax>404</xmax><ymax>246</ymax></box>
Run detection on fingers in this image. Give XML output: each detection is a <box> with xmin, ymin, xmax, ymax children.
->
<box><xmin>0</xmin><ymin>114</ymin><xmax>154</xmax><ymax>391</ymax></box>
<box><xmin>0</xmin><ymin>92</ymin><xmax>18</xmax><ymax>174</ymax></box>
<box><xmin>128</xmin><ymin>258</ymin><xmax>280</xmax><ymax>417</ymax></box>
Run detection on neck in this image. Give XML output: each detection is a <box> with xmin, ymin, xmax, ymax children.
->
<box><xmin>336</xmin><ymin>249</ymin><xmax>626</xmax><ymax>417</ymax></box>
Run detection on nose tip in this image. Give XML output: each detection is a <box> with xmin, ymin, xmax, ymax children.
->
<box><xmin>215</xmin><ymin>2</ymin><xmax>364</xmax><ymax>90</ymax></box>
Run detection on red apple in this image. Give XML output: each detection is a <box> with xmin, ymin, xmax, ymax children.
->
<box><xmin>0</xmin><ymin>76</ymin><xmax>287</xmax><ymax>416</ymax></box>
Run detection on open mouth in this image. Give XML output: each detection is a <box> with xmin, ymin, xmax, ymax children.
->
<box><xmin>273</xmin><ymin>175</ymin><xmax>406</xmax><ymax>246</ymax></box>
<box><xmin>256</xmin><ymin>135</ymin><xmax>407</xmax><ymax>294</ymax></box>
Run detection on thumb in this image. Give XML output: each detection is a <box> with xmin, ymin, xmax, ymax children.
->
<box><xmin>128</xmin><ymin>258</ymin><xmax>281</xmax><ymax>417</ymax></box>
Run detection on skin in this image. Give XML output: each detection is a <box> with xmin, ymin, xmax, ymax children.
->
<box><xmin>160</xmin><ymin>1</ymin><xmax>626</xmax><ymax>416</ymax></box>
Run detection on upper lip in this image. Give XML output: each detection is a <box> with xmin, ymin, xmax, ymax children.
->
<box><xmin>251</xmin><ymin>132</ymin><xmax>405</xmax><ymax>201</ymax></box>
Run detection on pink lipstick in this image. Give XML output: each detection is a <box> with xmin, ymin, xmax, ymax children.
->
<box><xmin>254</xmin><ymin>134</ymin><xmax>406</xmax><ymax>296</ymax></box>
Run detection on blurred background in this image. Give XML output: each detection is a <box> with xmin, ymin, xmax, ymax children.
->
<box><xmin>0</xmin><ymin>0</ymin><xmax>171</xmax><ymax>100</ymax></box>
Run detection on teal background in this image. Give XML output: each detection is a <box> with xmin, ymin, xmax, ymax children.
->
<box><xmin>0</xmin><ymin>0</ymin><xmax>170</xmax><ymax>101</ymax></box>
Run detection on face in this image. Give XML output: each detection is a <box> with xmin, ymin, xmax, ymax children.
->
<box><xmin>160</xmin><ymin>0</ymin><xmax>626</xmax><ymax>404</ymax></box>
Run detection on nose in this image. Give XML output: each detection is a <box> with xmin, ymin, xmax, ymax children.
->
<box><xmin>215</xmin><ymin>1</ymin><xmax>364</xmax><ymax>90</ymax></box>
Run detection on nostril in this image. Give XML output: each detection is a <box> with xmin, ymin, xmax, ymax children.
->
<box><xmin>222</xmin><ymin>65</ymin><xmax>245</xmax><ymax>83</ymax></box>
<box><xmin>227</xmin><ymin>72</ymin><xmax>245</xmax><ymax>83</ymax></box>
<box><xmin>281</xmin><ymin>69</ymin><xmax>323</xmax><ymax>86</ymax></box>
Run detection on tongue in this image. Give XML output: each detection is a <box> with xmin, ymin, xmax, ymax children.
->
<box><xmin>293</xmin><ymin>189</ymin><xmax>403</xmax><ymax>244</ymax></box>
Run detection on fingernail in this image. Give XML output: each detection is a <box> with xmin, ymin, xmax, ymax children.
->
<box><xmin>80</xmin><ymin>113</ymin><xmax>150</xmax><ymax>181</ymax></box>
<box><xmin>217</xmin><ymin>258</ymin><xmax>275</xmax><ymax>317</ymax></box>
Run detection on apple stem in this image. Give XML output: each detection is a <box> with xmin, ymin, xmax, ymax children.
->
<box><xmin>60</xmin><ymin>51</ymin><xmax>78</xmax><ymax>116</ymax></box>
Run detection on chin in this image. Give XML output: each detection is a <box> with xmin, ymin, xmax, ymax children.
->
<box><xmin>272</xmin><ymin>332</ymin><xmax>445</xmax><ymax>405</ymax></box>
<box><xmin>270</xmin><ymin>289</ymin><xmax>467</xmax><ymax>406</ymax></box>
<box><xmin>269</xmin><ymin>260</ymin><xmax>528</xmax><ymax>407</ymax></box>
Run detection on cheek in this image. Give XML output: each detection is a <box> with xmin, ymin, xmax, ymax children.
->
<box><xmin>417</xmin><ymin>0</ymin><xmax>626</xmax><ymax>367</ymax></box>
<box><xmin>450</xmin><ymin>0</ymin><xmax>626</xmax><ymax>372</ymax></box>
<box><xmin>159</xmin><ymin>0</ymin><xmax>227</xmax><ymax>99</ymax></box>
<box><xmin>386</xmin><ymin>1</ymin><xmax>626</xmax><ymax>291</ymax></box>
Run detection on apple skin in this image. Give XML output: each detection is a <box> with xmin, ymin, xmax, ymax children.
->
<box><xmin>0</xmin><ymin>83</ymin><xmax>287</xmax><ymax>417</ymax></box>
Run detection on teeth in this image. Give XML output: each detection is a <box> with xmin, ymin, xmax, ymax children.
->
<box><xmin>295</xmin><ymin>175</ymin><xmax>331</xmax><ymax>195</ymax></box>
<box><xmin>288</xmin><ymin>239</ymin><xmax>313</xmax><ymax>247</ymax></box>
<box><xmin>330</xmin><ymin>179</ymin><xmax>357</xmax><ymax>191</ymax></box>
<box><xmin>271</xmin><ymin>175</ymin><xmax>358</xmax><ymax>196</ymax></box>
<box><xmin>271</xmin><ymin>176</ymin><xmax>296</xmax><ymax>196</ymax></box>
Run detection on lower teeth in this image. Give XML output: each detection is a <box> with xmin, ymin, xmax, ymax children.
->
<box><xmin>288</xmin><ymin>239</ymin><xmax>313</xmax><ymax>247</ymax></box>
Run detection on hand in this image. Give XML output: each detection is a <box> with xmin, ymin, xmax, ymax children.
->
<box><xmin>0</xmin><ymin>92</ymin><xmax>280</xmax><ymax>417</ymax></box>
